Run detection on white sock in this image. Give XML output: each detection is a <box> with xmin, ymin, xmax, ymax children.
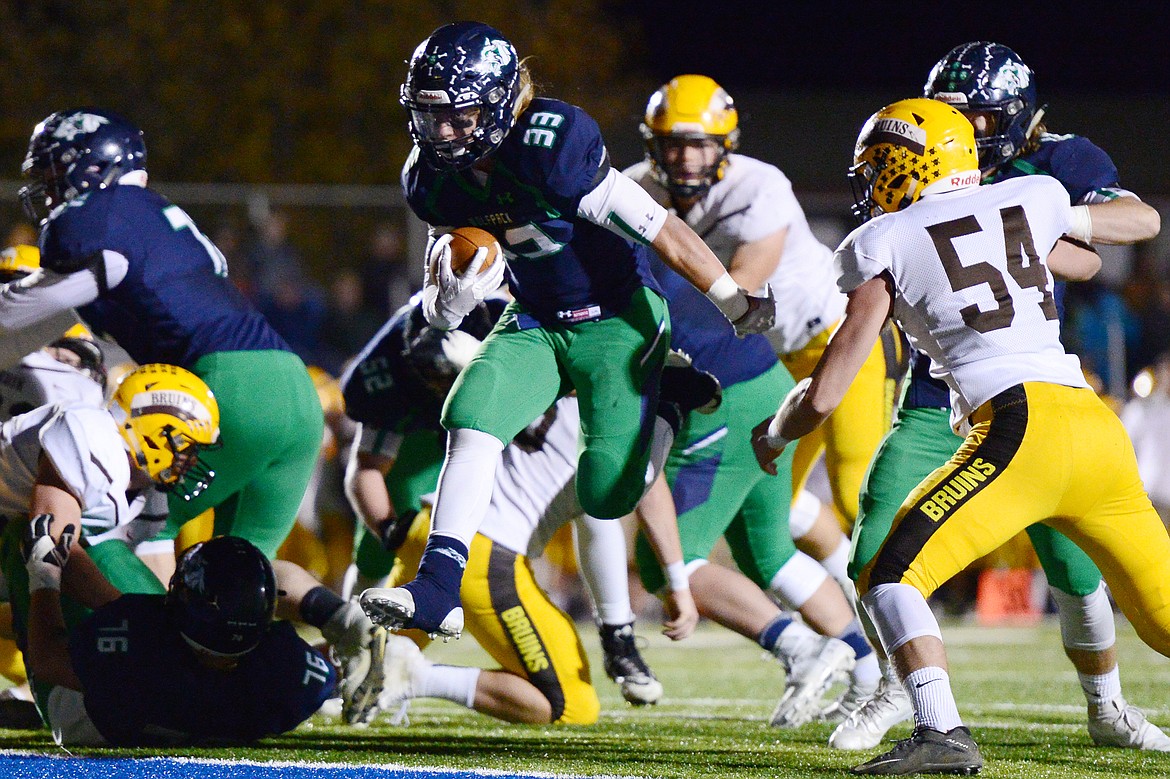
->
<box><xmin>851</xmin><ymin>649</ymin><xmax>882</xmax><ymax>689</ymax></box>
<box><xmin>417</xmin><ymin>664</ymin><xmax>482</xmax><ymax>709</ymax></box>
<box><xmin>903</xmin><ymin>666</ymin><xmax>962</xmax><ymax>732</ymax></box>
<box><xmin>1080</xmin><ymin>668</ymin><xmax>1122</xmax><ymax>708</ymax></box>
<box><xmin>820</xmin><ymin>536</ymin><xmax>854</xmax><ymax>600</ymax></box>
<box><xmin>775</xmin><ymin>619</ymin><xmax>820</xmax><ymax>657</ymax></box>
<box><xmin>429</xmin><ymin>428</ymin><xmax>504</xmax><ymax>546</ymax></box>
<box><xmin>573</xmin><ymin>514</ymin><xmax>635</xmax><ymax>626</ymax></box>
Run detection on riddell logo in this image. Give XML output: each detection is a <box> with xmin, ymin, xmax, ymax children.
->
<box><xmin>949</xmin><ymin>171</ymin><xmax>981</xmax><ymax>187</ymax></box>
<box><xmin>415</xmin><ymin>90</ymin><xmax>449</xmax><ymax>105</ymax></box>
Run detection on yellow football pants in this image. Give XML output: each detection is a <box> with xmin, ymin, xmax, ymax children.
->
<box><xmin>858</xmin><ymin>383</ymin><xmax>1170</xmax><ymax>655</ymax></box>
<box><xmin>390</xmin><ymin>508</ymin><xmax>600</xmax><ymax>725</ymax></box>
<box><xmin>782</xmin><ymin>321</ymin><xmax>904</xmax><ymax>532</ymax></box>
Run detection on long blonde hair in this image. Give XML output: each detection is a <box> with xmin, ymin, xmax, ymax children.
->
<box><xmin>513</xmin><ymin>58</ymin><xmax>536</xmax><ymax>118</ymax></box>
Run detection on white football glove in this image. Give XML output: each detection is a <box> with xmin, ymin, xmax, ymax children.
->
<box><xmin>422</xmin><ymin>233</ymin><xmax>506</xmax><ymax>329</ymax></box>
<box><xmin>22</xmin><ymin>514</ymin><xmax>75</xmax><ymax>592</ymax></box>
<box><xmin>730</xmin><ymin>283</ymin><xmax>777</xmax><ymax>336</ymax></box>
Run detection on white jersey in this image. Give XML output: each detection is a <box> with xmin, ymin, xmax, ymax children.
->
<box><xmin>835</xmin><ymin>175</ymin><xmax>1088</xmax><ymax>428</ymax></box>
<box><xmin>0</xmin><ymin>403</ymin><xmax>145</xmax><ymax>544</ymax></box>
<box><xmin>0</xmin><ymin>350</ymin><xmax>105</xmax><ymax>422</ymax></box>
<box><xmin>419</xmin><ymin>397</ymin><xmax>582</xmax><ymax>556</ymax></box>
<box><xmin>624</xmin><ymin>155</ymin><xmax>846</xmax><ymax>353</ymax></box>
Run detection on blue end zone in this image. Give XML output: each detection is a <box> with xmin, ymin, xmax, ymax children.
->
<box><xmin>0</xmin><ymin>754</ymin><xmax>617</xmax><ymax>779</ymax></box>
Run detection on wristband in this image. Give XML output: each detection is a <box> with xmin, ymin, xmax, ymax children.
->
<box><xmin>705</xmin><ymin>272</ymin><xmax>748</xmax><ymax>321</ymax></box>
<box><xmin>1068</xmin><ymin>205</ymin><xmax>1093</xmax><ymax>243</ymax></box>
<box><xmin>765</xmin><ymin>415</ymin><xmax>792</xmax><ymax>451</ymax></box>
<box><xmin>665</xmin><ymin>560</ymin><xmax>690</xmax><ymax>592</ymax></box>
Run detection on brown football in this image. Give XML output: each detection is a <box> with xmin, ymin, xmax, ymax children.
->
<box><xmin>446</xmin><ymin>226</ymin><xmax>500</xmax><ymax>275</ymax></box>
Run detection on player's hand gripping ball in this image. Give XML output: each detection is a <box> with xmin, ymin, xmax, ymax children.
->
<box><xmin>444</xmin><ymin>227</ymin><xmax>500</xmax><ymax>275</ymax></box>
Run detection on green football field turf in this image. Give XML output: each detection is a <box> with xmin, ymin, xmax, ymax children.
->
<box><xmin>3</xmin><ymin>618</ymin><xmax>1168</xmax><ymax>778</ymax></box>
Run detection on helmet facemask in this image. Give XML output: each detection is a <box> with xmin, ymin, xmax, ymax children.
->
<box><xmin>644</xmin><ymin>133</ymin><xmax>734</xmax><ymax>200</ymax></box>
<box><xmin>849</xmin><ymin>99</ymin><xmax>980</xmax><ymax>223</ymax></box>
<box><xmin>110</xmin><ymin>364</ymin><xmax>220</xmax><ymax>502</ymax></box>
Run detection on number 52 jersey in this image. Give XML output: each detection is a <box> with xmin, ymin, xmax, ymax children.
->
<box><xmin>835</xmin><ymin>175</ymin><xmax>1088</xmax><ymax>427</ymax></box>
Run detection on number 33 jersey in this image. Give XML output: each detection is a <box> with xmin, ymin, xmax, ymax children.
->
<box><xmin>402</xmin><ymin>97</ymin><xmax>664</xmax><ymax>328</ymax></box>
<box><xmin>835</xmin><ymin>175</ymin><xmax>1088</xmax><ymax>426</ymax></box>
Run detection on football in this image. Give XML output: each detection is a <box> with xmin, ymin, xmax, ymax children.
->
<box><xmin>444</xmin><ymin>226</ymin><xmax>500</xmax><ymax>276</ymax></box>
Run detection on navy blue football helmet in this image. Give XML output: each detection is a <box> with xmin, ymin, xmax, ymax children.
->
<box><xmin>924</xmin><ymin>42</ymin><xmax>1041</xmax><ymax>172</ymax></box>
<box><xmin>19</xmin><ymin>107</ymin><xmax>146</xmax><ymax>222</ymax></box>
<box><xmin>167</xmin><ymin>536</ymin><xmax>277</xmax><ymax>658</ymax></box>
<box><xmin>400</xmin><ymin>22</ymin><xmax>522</xmax><ymax>170</ymax></box>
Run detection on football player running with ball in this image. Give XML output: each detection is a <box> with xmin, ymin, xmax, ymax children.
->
<box><xmin>359</xmin><ymin>22</ymin><xmax>773</xmax><ymax>637</ymax></box>
<box><xmin>833</xmin><ymin>42</ymin><xmax>1167</xmax><ymax>753</ymax></box>
<box><xmin>754</xmin><ymin>98</ymin><xmax>1170</xmax><ymax>775</ymax></box>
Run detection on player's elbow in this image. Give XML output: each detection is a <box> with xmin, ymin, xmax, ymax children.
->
<box><xmin>1136</xmin><ymin>204</ymin><xmax>1161</xmax><ymax>242</ymax></box>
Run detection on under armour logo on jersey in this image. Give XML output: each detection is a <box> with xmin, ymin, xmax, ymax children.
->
<box><xmin>54</xmin><ymin>112</ymin><xmax>110</xmax><ymax>141</ymax></box>
<box><xmin>496</xmin><ymin>192</ymin><xmax>514</xmax><ymax>205</ymax></box>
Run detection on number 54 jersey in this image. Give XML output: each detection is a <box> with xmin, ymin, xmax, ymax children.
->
<box><xmin>402</xmin><ymin>97</ymin><xmax>663</xmax><ymax>328</ymax></box>
<box><xmin>835</xmin><ymin>175</ymin><xmax>1088</xmax><ymax>427</ymax></box>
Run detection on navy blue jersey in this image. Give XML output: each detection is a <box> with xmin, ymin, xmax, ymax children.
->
<box><xmin>403</xmin><ymin>97</ymin><xmax>663</xmax><ymax>328</ymax></box>
<box><xmin>340</xmin><ymin>297</ymin><xmax>507</xmax><ymax>434</ymax></box>
<box><xmin>40</xmin><ymin>185</ymin><xmax>288</xmax><ymax>366</ymax></box>
<box><xmin>68</xmin><ymin>594</ymin><xmax>333</xmax><ymax>746</ymax></box>
<box><xmin>904</xmin><ymin>133</ymin><xmax>1118</xmax><ymax>409</ymax></box>
<box><xmin>340</xmin><ymin>302</ymin><xmax>447</xmax><ymax>434</ymax></box>
<box><xmin>650</xmin><ymin>257</ymin><xmax>776</xmax><ymax>389</ymax></box>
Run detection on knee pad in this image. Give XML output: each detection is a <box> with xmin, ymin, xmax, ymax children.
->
<box><xmin>769</xmin><ymin>551</ymin><xmax>828</xmax><ymax>610</ymax></box>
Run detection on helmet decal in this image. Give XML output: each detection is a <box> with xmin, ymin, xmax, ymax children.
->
<box><xmin>51</xmin><ymin>112</ymin><xmax>110</xmax><ymax>142</ymax></box>
<box><xmin>478</xmin><ymin>39</ymin><xmax>513</xmax><ymax>77</ymax></box>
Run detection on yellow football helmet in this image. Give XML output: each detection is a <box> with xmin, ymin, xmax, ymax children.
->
<box><xmin>640</xmin><ymin>74</ymin><xmax>739</xmax><ymax>199</ymax></box>
<box><xmin>849</xmin><ymin>98</ymin><xmax>979</xmax><ymax>222</ymax></box>
<box><xmin>109</xmin><ymin>363</ymin><xmax>221</xmax><ymax>499</ymax></box>
<box><xmin>0</xmin><ymin>245</ymin><xmax>40</xmax><ymax>283</ymax></box>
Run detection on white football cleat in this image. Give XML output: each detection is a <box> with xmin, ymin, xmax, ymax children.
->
<box><xmin>321</xmin><ymin>600</ymin><xmax>387</xmax><ymax>725</ymax></box>
<box><xmin>769</xmin><ymin>635</ymin><xmax>855</xmax><ymax>728</ymax></box>
<box><xmin>819</xmin><ymin>673</ymin><xmax>881</xmax><ymax>725</ymax></box>
<box><xmin>359</xmin><ymin>586</ymin><xmax>464</xmax><ymax>641</ymax></box>
<box><xmin>599</xmin><ymin>622</ymin><xmax>663</xmax><ymax>706</ymax></box>
<box><xmin>829</xmin><ymin>676</ymin><xmax>914</xmax><ymax>750</ymax></box>
<box><xmin>1088</xmin><ymin>697</ymin><xmax>1170</xmax><ymax>751</ymax></box>
<box><xmin>378</xmin><ymin>633</ymin><xmax>429</xmax><ymax>727</ymax></box>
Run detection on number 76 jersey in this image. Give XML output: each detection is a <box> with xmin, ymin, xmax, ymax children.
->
<box><xmin>835</xmin><ymin>175</ymin><xmax>1088</xmax><ymax>427</ymax></box>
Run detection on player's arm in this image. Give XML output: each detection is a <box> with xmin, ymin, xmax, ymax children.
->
<box><xmin>1076</xmin><ymin>194</ymin><xmax>1161</xmax><ymax>245</ymax></box>
<box><xmin>22</xmin><ymin>513</ymin><xmax>83</xmax><ymax>690</ymax></box>
<box><xmin>0</xmin><ymin>251</ymin><xmax>128</xmax><ymax>330</ymax></box>
<box><xmin>342</xmin><ymin>427</ymin><xmax>413</xmax><ymax>552</ymax></box>
<box><xmin>580</xmin><ymin>169</ymin><xmax>774</xmax><ymax>334</ymax></box>
<box><xmin>727</xmin><ymin>227</ymin><xmax>787</xmax><ymax>293</ymax></box>
<box><xmin>752</xmin><ymin>273</ymin><xmax>893</xmax><ymax>474</ymax></box>
<box><xmin>1049</xmin><ymin>238</ymin><xmax>1102</xmax><ymax>282</ymax></box>
<box><xmin>633</xmin><ymin>473</ymin><xmax>699</xmax><ymax>640</ymax></box>
<box><xmin>31</xmin><ymin>456</ymin><xmax>122</xmax><ymax>609</ymax></box>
